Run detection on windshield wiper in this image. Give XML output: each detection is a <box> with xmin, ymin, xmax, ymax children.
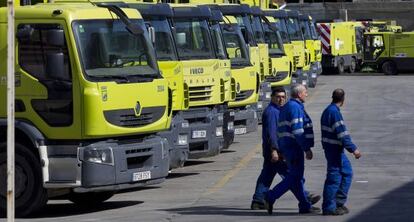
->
<box><xmin>92</xmin><ymin>75</ymin><xmax>130</xmax><ymax>83</ymax></box>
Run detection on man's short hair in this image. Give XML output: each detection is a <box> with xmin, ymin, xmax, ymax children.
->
<box><xmin>271</xmin><ymin>87</ymin><xmax>286</xmax><ymax>97</ymax></box>
<box><xmin>332</xmin><ymin>88</ymin><xmax>345</xmax><ymax>103</ymax></box>
<box><xmin>291</xmin><ymin>84</ymin><xmax>306</xmax><ymax>98</ymax></box>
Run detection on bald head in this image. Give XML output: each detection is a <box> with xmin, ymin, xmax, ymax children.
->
<box><xmin>332</xmin><ymin>88</ymin><xmax>345</xmax><ymax>104</ymax></box>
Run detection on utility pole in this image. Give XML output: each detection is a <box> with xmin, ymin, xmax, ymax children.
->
<box><xmin>7</xmin><ymin>0</ymin><xmax>15</xmax><ymax>221</ymax></box>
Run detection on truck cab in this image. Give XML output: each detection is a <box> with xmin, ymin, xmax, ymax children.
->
<box><xmin>0</xmin><ymin>2</ymin><xmax>171</xmax><ymax>216</ymax></box>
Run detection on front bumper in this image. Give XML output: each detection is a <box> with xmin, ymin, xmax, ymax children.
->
<box><xmin>181</xmin><ymin>107</ymin><xmax>224</xmax><ymax>159</ymax></box>
<box><xmin>41</xmin><ymin>136</ymin><xmax>170</xmax><ymax>193</ymax></box>
<box><xmin>291</xmin><ymin>68</ymin><xmax>309</xmax><ymax>87</ymax></box>
<box><xmin>233</xmin><ymin>106</ymin><xmax>258</xmax><ymax>135</ymax></box>
<box><xmin>157</xmin><ymin>114</ymin><xmax>190</xmax><ymax>169</ymax></box>
<box><xmin>308</xmin><ymin>62</ymin><xmax>321</xmax><ymax>88</ymax></box>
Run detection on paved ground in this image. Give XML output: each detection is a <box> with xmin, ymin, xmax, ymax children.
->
<box><xmin>6</xmin><ymin>73</ymin><xmax>414</xmax><ymax>222</ymax></box>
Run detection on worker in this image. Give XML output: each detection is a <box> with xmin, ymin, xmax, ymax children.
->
<box><xmin>251</xmin><ymin>87</ymin><xmax>320</xmax><ymax>210</ymax></box>
<box><xmin>321</xmin><ymin>88</ymin><xmax>362</xmax><ymax>216</ymax></box>
<box><xmin>264</xmin><ymin>84</ymin><xmax>320</xmax><ymax>215</ymax></box>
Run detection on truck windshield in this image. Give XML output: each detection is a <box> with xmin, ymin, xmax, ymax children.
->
<box><xmin>364</xmin><ymin>34</ymin><xmax>385</xmax><ymax>61</ymax></box>
<box><xmin>300</xmin><ymin>20</ymin><xmax>312</xmax><ymax>40</ymax></box>
<box><xmin>146</xmin><ymin>18</ymin><xmax>178</xmax><ymax>61</ymax></box>
<box><xmin>221</xmin><ymin>24</ymin><xmax>251</xmax><ymax>67</ymax></box>
<box><xmin>73</xmin><ymin>19</ymin><xmax>160</xmax><ymax>80</ymax></box>
<box><xmin>274</xmin><ymin>18</ymin><xmax>290</xmax><ymax>43</ymax></box>
<box><xmin>263</xmin><ymin>22</ymin><xmax>285</xmax><ymax>55</ymax></box>
<box><xmin>210</xmin><ymin>23</ymin><xmax>228</xmax><ymax>60</ymax></box>
<box><xmin>173</xmin><ymin>18</ymin><xmax>215</xmax><ymax>60</ymax></box>
<box><xmin>235</xmin><ymin>15</ymin><xmax>257</xmax><ymax>46</ymax></box>
<box><xmin>251</xmin><ymin>16</ymin><xmax>266</xmax><ymax>43</ymax></box>
<box><xmin>310</xmin><ymin>22</ymin><xmax>319</xmax><ymax>40</ymax></box>
<box><xmin>286</xmin><ymin>18</ymin><xmax>303</xmax><ymax>41</ymax></box>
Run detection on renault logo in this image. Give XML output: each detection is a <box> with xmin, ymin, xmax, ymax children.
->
<box><xmin>236</xmin><ymin>82</ymin><xmax>241</xmax><ymax>93</ymax></box>
<box><xmin>134</xmin><ymin>102</ymin><xmax>142</xmax><ymax>116</ymax></box>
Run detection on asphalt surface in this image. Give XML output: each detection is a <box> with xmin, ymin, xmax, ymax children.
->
<box><xmin>5</xmin><ymin>73</ymin><xmax>414</xmax><ymax>222</ymax></box>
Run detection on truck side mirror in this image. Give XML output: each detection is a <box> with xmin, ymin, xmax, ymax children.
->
<box><xmin>46</xmin><ymin>29</ymin><xmax>65</xmax><ymax>47</ymax></box>
<box><xmin>46</xmin><ymin>52</ymin><xmax>69</xmax><ymax>81</ymax></box>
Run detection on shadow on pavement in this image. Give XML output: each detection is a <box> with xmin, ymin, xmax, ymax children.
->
<box><xmin>184</xmin><ymin>160</ymin><xmax>215</xmax><ymax>167</ymax></box>
<box><xmin>220</xmin><ymin>150</ymin><xmax>237</xmax><ymax>154</ymax></box>
<box><xmin>167</xmin><ymin>172</ymin><xmax>200</xmax><ymax>179</ymax></box>
<box><xmin>21</xmin><ymin>200</ymin><xmax>144</xmax><ymax>218</ymax></box>
<box><xmin>164</xmin><ymin>206</ymin><xmax>320</xmax><ymax>217</ymax></box>
<box><xmin>347</xmin><ymin>180</ymin><xmax>414</xmax><ymax>222</ymax></box>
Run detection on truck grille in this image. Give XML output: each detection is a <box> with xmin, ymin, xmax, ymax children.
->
<box><xmin>125</xmin><ymin>148</ymin><xmax>152</xmax><ymax>170</ymax></box>
<box><xmin>188</xmin><ymin>85</ymin><xmax>212</xmax><ymax>102</ymax></box>
<box><xmin>265</xmin><ymin>72</ymin><xmax>289</xmax><ymax>82</ymax></box>
<box><xmin>104</xmin><ymin>106</ymin><xmax>165</xmax><ymax>127</ymax></box>
<box><xmin>235</xmin><ymin>90</ymin><xmax>254</xmax><ymax>102</ymax></box>
<box><xmin>294</xmin><ymin>56</ymin><xmax>300</xmax><ymax>66</ymax></box>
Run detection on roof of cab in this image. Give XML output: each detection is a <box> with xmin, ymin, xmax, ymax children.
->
<box><xmin>0</xmin><ymin>2</ymin><xmax>142</xmax><ymax>23</ymax></box>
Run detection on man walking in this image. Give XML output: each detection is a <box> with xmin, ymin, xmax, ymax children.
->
<box><xmin>264</xmin><ymin>84</ymin><xmax>320</xmax><ymax>215</ymax></box>
<box><xmin>321</xmin><ymin>89</ymin><xmax>361</xmax><ymax>216</ymax></box>
<box><xmin>251</xmin><ymin>87</ymin><xmax>320</xmax><ymax>210</ymax></box>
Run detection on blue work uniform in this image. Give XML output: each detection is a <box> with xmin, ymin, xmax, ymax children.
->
<box><xmin>252</xmin><ymin>103</ymin><xmax>289</xmax><ymax>204</ymax></box>
<box><xmin>266</xmin><ymin>99</ymin><xmax>313</xmax><ymax>212</ymax></box>
<box><xmin>321</xmin><ymin>103</ymin><xmax>357</xmax><ymax>213</ymax></box>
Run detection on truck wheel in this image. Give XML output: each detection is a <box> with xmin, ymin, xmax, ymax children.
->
<box><xmin>348</xmin><ymin>57</ymin><xmax>357</xmax><ymax>73</ymax></box>
<box><xmin>0</xmin><ymin>142</ymin><xmax>48</xmax><ymax>217</ymax></box>
<box><xmin>337</xmin><ymin>58</ymin><xmax>345</xmax><ymax>74</ymax></box>
<box><xmin>382</xmin><ymin>61</ymin><xmax>398</xmax><ymax>75</ymax></box>
<box><xmin>68</xmin><ymin>191</ymin><xmax>114</xmax><ymax>206</ymax></box>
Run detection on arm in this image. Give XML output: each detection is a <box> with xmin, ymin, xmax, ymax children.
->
<box><xmin>291</xmin><ymin>107</ymin><xmax>309</xmax><ymax>152</ymax></box>
<box><xmin>268</xmin><ymin>109</ymin><xmax>279</xmax><ymax>151</ymax></box>
<box><xmin>333</xmin><ymin>111</ymin><xmax>357</xmax><ymax>153</ymax></box>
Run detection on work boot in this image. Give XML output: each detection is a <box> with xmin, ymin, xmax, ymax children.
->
<box><xmin>299</xmin><ymin>206</ymin><xmax>321</xmax><ymax>214</ymax></box>
<box><xmin>323</xmin><ymin>207</ymin><xmax>346</xmax><ymax>216</ymax></box>
<box><xmin>263</xmin><ymin>194</ymin><xmax>273</xmax><ymax>215</ymax></box>
<box><xmin>337</xmin><ymin>205</ymin><xmax>349</xmax><ymax>214</ymax></box>
<box><xmin>307</xmin><ymin>193</ymin><xmax>321</xmax><ymax>205</ymax></box>
<box><xmin>250</xmin><ymin>201</ymin><xmax>265</xmax><ymax>210</ymax></box>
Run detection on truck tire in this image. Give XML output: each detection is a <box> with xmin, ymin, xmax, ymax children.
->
<box><xmin>348</xmin><ymin>57</ymin><xmax>357</xmax><ymax>73</ymax></box>
<box><xmin>337</xmin><ymin>58</ymin><xmax>345</xmax><ymax>74</ymax></box>
<box><xmin>382</xmin><ymin>61</ymin><xmax>398</xmax><ymax>75</ymax></box>
<box><xmin>67</xmin><ymin>191</ymin><xmax>114</xmax><ymax>206</ymax></box>
<box><xmin>0</xmin><ymin>142</ymin><xmax>48</xmax><ymax>217</ymax></box>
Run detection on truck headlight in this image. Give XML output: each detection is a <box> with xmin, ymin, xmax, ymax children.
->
<box><xmin>257</xmin><ymin>101</ymin><xmax>263</xmax><ymax>109</ymax></box>
<box><xmin>217</xmin><ymin>114</ymin><xmax>224</xmax><ymax>122</ymax></box>
<box><xmin>265</xmin><ymin>92</ymin><xmax>271</xmax><ymax>99</ymax></box>
<box><xmin>227</xmin><ymin>121</ymin><xmax>234</xmax><ymax>131</ymax></box>
<box><xmin>83</xmin><ymin>147</ymin><xmax>114</xmax><ymax>165</ymax></box>
<box><xmin>181</xmin><ymin>122</ymin><xmax>189</xmax><ymax>128</ymax></box>
<box><xmin>216</xmin><ymin>126</ymin><xmax>223</xmax><ymax>137</ymax></box>
<box><xmin>178</xmin><ymin>134</ymin><xmax>188</xmax><ymax>146</ymax></box>
<box><xmin>302</xmin><ymin>80</ymin><xmax>307</xmax><ymax>86</ymax></box>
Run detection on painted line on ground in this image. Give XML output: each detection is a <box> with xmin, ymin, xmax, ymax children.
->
<box><xmin>203</xmin><ymin>143</ymin><xmax>261</xmax><ymax>196</ymax></box>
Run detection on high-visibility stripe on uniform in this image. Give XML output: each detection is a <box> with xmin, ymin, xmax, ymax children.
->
<box><xmin>337</xmin><ymin>131</ymin><xmax>349</xmax><ymax>139</ymax></box>
<box><xmin>293</xmin><ymin>128</ymin><xmax>305</xmax><ymax>135</ymax></box>
<box><xmin>278</xmin><ymin>132</ymin><xmax>295</xmax><ymax>138</ymax></box>
<box><xmin>278</xmin><ymin>118</ymin><xmax>303</xmax><ymax>127</ymax></box>
<box><xmin>322</xmin><ymin>137</ymin><xmax>342</xmax><ymax>146</ymax></box>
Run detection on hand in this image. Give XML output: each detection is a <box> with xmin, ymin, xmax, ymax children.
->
<box><xmin>305</xmin><ymin>150</ymin><xmax>313</xmax><ymax>160</ymax></box>
<box><xmin>353</xmin><ymin>149</ymin><xmax>361</xmax><ymax>159</ymax></box>
<box><xmin>271</xmin><ymin>150</ymin><xmax>279</xmax><ymax>163</ymax></box>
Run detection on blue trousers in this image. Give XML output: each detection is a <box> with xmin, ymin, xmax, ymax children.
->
<box><xmin>266</xmin><ymin>150</ymin><xmax>311</xmax><ymax>211</ymax></box>
<box><xmin>252</xmin><ymin>159</ymin><xmax>288</xmax><ymax>203</ymax></box>
<box><xmin>322</xmin><ymin>150</ymin><xmax>353</xmax><ymax>212</ymax></box>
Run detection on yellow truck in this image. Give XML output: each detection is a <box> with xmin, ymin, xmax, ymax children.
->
<box><xmin>299</xmin><ymin>13</ymin><xmax>322</xmax><ymax>88</ymax></box>
<box><xmin>0</xmin><ymin>1</ymin><xmax>171</xmax><ymax>216</ymax></box>
<box><xmin>316</xmin><ymin>21</ymin><xmax>364</xmax><ymax>74</ymax></box>
<box><xmin>363</xmin><ymin>31</ymin><xmax>414</xmax><ymax>75</ymax></box>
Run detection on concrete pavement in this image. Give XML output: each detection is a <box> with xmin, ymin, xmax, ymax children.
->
<box><xmin>7</xmin><ymin>74</ymin><xmax>414</xmax><ymax>222</ymax></box>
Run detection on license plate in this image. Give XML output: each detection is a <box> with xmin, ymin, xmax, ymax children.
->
<box><xmin>311</xmin><ymin>73</ymin><xmax>317</xmax><ymax>78</ymax></box>
<box><xmin>132</xmin><ymin>171</ymin><xmax>151</xmax><ymax>182</ymax></box>
<box><xmin>192</xmin><ymin>130</ymin><xmax>207</xmax><ymax>139</ymax></box>
<box><xmin>235</xmin><ymin>127</ymin><xmax>247</xmax><ymax>135</ymax></box>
